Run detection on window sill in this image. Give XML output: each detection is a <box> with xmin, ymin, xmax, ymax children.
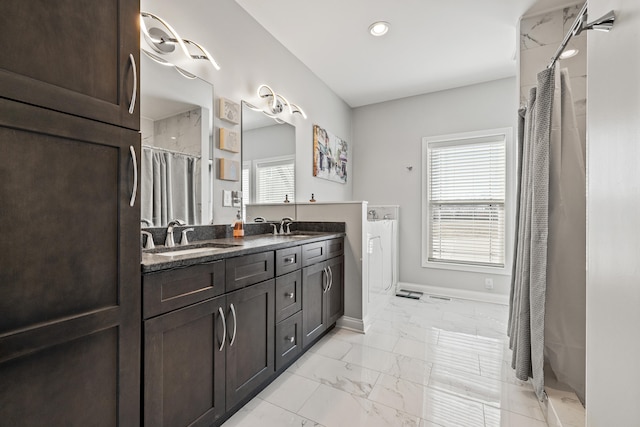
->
<box><xmin>422</xmin><ymin>259</ymin><xmax>511</xmax><ymax>276</ymax></box>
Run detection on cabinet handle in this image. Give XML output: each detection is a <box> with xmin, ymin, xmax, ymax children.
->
<box><xmin>218</xmin><ymin>307</ymin><xmax>227</xmax><ymax>352</ymax></box>
<box><xmin>129</xmin><ymin>145</ymin><xmax>137</xmax><ymax>207</ymax></box>
<box><xmin>128</xmin><ymin>53</ymin><xmax>137</xmax><ymax>114</ymax></box>
<box><xmin>229</xmin><ymin>303</ymin><xmax>237</xmax><ymax>347</ymax></box>
<box><xmin>322</xmin><ymin>267</ymin><xmax>328</xmax><ymax>293</ymax></box>
<box><xmin>328</xmin><ymin>266</ymin><xmax>333</xmax><ymax>291</ymax></box>
<box><xmin>285</xmin><ymin>292</ymin><xmax>295</xmax><ymax>299</ymax></box>
<box><xmin>284</xmin><ymin>257</ymin><xmax>296</xmax><ymax>264</ymax></box>
<box><xmin>285</xmin><ymin>336</ymin><xmax>295</xmax><ymax>343</ymax></box>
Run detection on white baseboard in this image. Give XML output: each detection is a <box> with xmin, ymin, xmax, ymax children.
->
<box><xmin>335</xmin><ymin>316</ymin><xmax>367</xmax><ymax>333</ymax></box>
<box><xmin>398</xmin><ymin>282</ymin><xmax>509</xmax><ymax>305</ymax></box>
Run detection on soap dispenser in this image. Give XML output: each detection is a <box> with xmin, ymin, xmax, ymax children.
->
<box><xmin>233</xmin><ymin>210</ymin><xmax>244</xmax><ymax>238</ymax></box>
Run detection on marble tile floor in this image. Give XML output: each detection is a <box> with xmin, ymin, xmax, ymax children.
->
<box><xmin>222</xmin><ymin>294</ymin><xmax>548</xmax><ymax>427</ymax></box>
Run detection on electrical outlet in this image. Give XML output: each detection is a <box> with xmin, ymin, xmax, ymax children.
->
<box><xmin>484</xmin><ymin>278</ymin><xmax>494</xmax><ymax>290</ymax></box>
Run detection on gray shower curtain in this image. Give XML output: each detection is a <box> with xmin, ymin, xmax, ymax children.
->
<box><xmin>141</xmin><ymin>147</ymin><xmax>198</xmax><ymax>227</ymax></box>
<box><xmin>508</xmin><ymin>66</ymin><xmax>586</xmax><ymax>402</ymax></box>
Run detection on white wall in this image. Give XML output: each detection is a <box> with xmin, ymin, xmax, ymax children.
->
<box><xmin>142</xmin><ymin>0</ymin><xmax>353</xmax><ymax>224</ymax></box>
<box><xmin>352</xmin><ymin>78</ymin><xmax>517</xmax><ymax>296</ymax></box>
<box><xmin>586</xmin><ymin>0</ymin><xmax>640</xmax><ymax>424</ymax></box>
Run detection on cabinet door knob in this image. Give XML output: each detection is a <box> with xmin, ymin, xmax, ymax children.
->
<box><xmin>284</xmin><ymin>256</ymin><xmax>296</xmax><ymax>264</ymax></box>
<box><xmin>285</xmin><ymin>336</ymin><xmax>295</xmax><ymax>343</ymax></box>
<box><xmin>285</xmin><ymin>292</ymin><xmax>295</xmax><ymax>299</ymax></box>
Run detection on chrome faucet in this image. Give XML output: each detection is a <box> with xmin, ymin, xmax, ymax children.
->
<box><xmin>141</xmin><ymin>230</ymin><xmax>155</xmax><ymax>249</ymax></box>
<box><xmin>165</xmin><ymin>219</ymin><xmax>186</xmax><ymax>247</ymax></box>
<box><xmin>368</xmin><ymin>209</ymin><xmax>378</xmax><ymax>219</ymax></box>
<box><xmin>141</xmin><ymin>218</ymin><xmax>153</xmax><ymax>227</ymax></box>
<box><xmin>281</xmin><ymin>217</ymin><xmax>293</xmax><ymax>235</ymax></box>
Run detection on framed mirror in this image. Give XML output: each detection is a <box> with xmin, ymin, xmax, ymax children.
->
<box><xmin>241</xmin><ymin>102</ymin><xmax>296</xmax><ymax>220</ymax></box>
<box><xmin>140</xmin><ymin>53</ymin><xmax>214</xmax><ymax>226</ymax></box>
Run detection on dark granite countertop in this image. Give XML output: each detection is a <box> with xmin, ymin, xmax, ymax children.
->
<box><xmin>141</xmin><ymin>231</ymin><xmax>345</xmax><ymax>274</ymax></box>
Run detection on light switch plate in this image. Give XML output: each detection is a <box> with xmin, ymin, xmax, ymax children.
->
<box><xmin>223</xmin><ymin>190</ymin><xmax>232</xmax><ymax>207</ymax></box>
<box><xmin>232</xmin><ymin>190</ymin><xmax>242</xmax><ymax>207</ymax></box>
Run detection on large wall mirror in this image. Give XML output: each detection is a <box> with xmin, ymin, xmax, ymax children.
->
<box><xmin>241</xmin><ymin>102</ymin><xmax>296</xmax><ymax>219</ymax></box>
<box><xmin>140</xmin><ymin>53</ymin><xmax>214</xmax><ymax>226</ymax></box>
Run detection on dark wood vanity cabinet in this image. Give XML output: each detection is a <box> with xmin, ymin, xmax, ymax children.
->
<box><xmin>225</xmin><ymin>280</ymin><xmax>275</xmax><ymax>410</ymax></box>
<box><xmin>144</xmin><ymin>296</ymin><xmax>227</xmax><ymax>427</ymax></box>
<box><xmin>0</xmin><ymin>0</ymin><xmax>140</xmax><ymax>130</ymax></box>
<box><xmin>302</xmin><ymin>239</ymin><xmax>345</xmax><ymax>349</ymax></box>
<box><xmin>0</xmin><ymin>1</ymin><xmax>141</xmax><ymax>424</ymax></box>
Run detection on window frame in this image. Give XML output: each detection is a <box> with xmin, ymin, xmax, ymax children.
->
<box><xmin>421</xmin><ymin>128</ymin><xmax>514</xmax><ymax>276</ymax></box>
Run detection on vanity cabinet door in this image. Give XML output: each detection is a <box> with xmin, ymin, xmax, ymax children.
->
<box><xmin>301</xmin><ymin>262</ymin><xmax>328</xmax><ymax>348</ymax></box>
<box><xmin>0</xmin><ymin>99</ymin><xmax>141</xmax><ymax>425</ymax></box>
<box><xmin>0</xmin><ymin>0</ymin><xmax>140</xmax><ymax>130</ymax></box>
<box><xmin>144</xmin><ymin>296</ymin><xmax>227</xmax><ymax>427</ymax></box>
<box><xmin>225</xmin><ymin>280</ymin><xmax>275</xmax><ymax>410</ymax></box>
<box><xmin>326</xmin><ymin>255</ymin><xmax>345</xmax><ymax>326</ymax></box>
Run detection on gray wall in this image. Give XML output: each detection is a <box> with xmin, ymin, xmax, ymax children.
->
<box><xmin>586</xmin><ymin>0</ymin><xmax>640</xmax><ymax>424</ymax></box>
<box><xmin>352</xmin><ymin>78</ymin><xmax>517</xmax><ymax>296</ymax></box>
<box><xmin>143</xmin><ymin>0</ymin><xmax>353</xmax><ymax>225</ymax></box>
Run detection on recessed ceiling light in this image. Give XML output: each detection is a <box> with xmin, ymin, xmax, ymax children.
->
<box><xmin>559</xmin><ymin>48</ymin><xmax>579</xmax><ymax>59</ymax></box>
<box><xmin>369</xmin><ymin>21</ymin><xmax>389</xmax><ymax>37</ymax></box>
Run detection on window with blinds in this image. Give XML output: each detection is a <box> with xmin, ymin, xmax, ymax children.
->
<box><xmin>424</xmin><ymin>133</ymin><xmax>506</xmax><ymax>268</ymax></box>
<box><xmin>254</xmin><ymin>156</ymin><xmax>295</xmax><ymax>204</ymax></box>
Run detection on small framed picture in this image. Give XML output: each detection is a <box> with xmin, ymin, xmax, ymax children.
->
<box><xmin>219</xmin><ymin>158</ymin><xmax>240</xmax><ymax>181</ymax></box>
<box><xmin>219</xmin><ymin>97</ymin><xmax>240</xmax><ymax>124</ymax></box>
<box><xmin>220</xmin><ymin>128</ymin><xmax>240</xmax><ymax>153</ymax></box>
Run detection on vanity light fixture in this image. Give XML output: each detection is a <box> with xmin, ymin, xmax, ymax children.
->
<box><xmin>256</xmin><ymin>84</ymin><xmax>307</xmax><ymax>120</ymax></box>
<box><xmin>140</xmin><ymin>11</ymin><xmax>220</xmax><ymax>77</ymax></box>
<box><xmin>369</xmin><ymin>21</ymin><xmax>390</xmax><ymax>37</ymax></box>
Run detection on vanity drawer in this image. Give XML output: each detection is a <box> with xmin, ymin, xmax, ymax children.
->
<box><xmin>143</xmin><ymin>261</ymin><xmax>225</xmax><ymax>319</ymax></box>
<box><xmin>275</xmin><ymin>246</ymin><xmax>301</xmax><ymax>276</ymax></box>
<box><xmin>301</xmin><ymin>241</ymin><xmax>327</xmax><ymax>267</ymax></box>
<box><xmin>275</xmin><ymin>311</ymin><xmax>302</xmax><ymax>371</ymax></box>
<box><xmin>226</xmin><ymin>251</ymin><xmax>275</xmax><ymax>292</ymax></box>
<box><xmin>275</xmin><ymin>270</ymin><xmax>302</xmax><ymax>323</ymax></box>
<box><xmin>326</xmin><ymin>238</ymin><xmax>344</xmax><ymax>259</ymax></box>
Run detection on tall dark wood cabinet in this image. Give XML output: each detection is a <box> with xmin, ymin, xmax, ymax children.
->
<box><xmin>0</xmin><ymin>1</ymin><xmax>141</xmax><ymax>425</ymax></box>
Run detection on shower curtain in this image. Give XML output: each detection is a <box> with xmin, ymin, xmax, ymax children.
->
<box><xmin>141</xmin><ymin>147</ymin><xmax>198</xmax><ymax>227</ymax></box>
<box><xmin>508</xmin><ymin>66</ymin><xmax>586</xmax><ymax>402</ymax></box>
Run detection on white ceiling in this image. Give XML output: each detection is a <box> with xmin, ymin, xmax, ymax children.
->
<box><xmin>234</xmin><ymin>0</ymin><xmax>573</xmax><ymax>107</ymax></box>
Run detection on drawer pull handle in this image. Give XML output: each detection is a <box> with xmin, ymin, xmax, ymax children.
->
<box><xmin>285</xmin><ymin>292</ymin><xmax>295</xmax><ymax>299</ymax></box>
<box><xmin>229</xmin><ymin>303</ymin><xmax>237</xmax><ymax>347</ymax></box>
<box><xmin>284</xmin><ymin>257</ymin><xmax>296</xmax><ymax>264</ymax></box>
<box><xmin>285</xmin><ymin>336</ymin><xmax>295</xmax><ymax>343</ymax></box>
<box><xmin>218</xmin><ymin>307</ymin><xmax>227</xmax><ymax>352</ymax></box>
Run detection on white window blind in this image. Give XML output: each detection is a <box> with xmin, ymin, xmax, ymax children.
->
<box><xmin>427</xmin><ymin>136</ymin><xmax>506</xmax><ymax>267</ymax></box>
<box><xmin>255</xmin><ymin>156</ymin><xmax>295</xmax><ymax>204</ymax></box>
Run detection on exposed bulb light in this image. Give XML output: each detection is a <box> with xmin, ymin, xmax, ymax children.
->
<box><xmin>369</xmin><ymin>21</ymin><xmax>390</xmax><ymax>37</ymax></box>
<box><xmin>256</xmin><ymin>84</ymin><xmax>306</xmax><ymax>120</ymax></box>
<box><xmin>559</xmin><ymin>48</ymin><xmax>579</xmax><ymax>59</ymax></box>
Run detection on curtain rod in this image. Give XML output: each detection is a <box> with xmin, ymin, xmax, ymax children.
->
<box><xmin>142</xmin><ymin>144</ymin><xmax>201</xmax><ymax>159</ymax></box>
<box><xmin>547</xmin><ymin>2</ymin><xmax>588</xmax><ymax>69</ymax></box>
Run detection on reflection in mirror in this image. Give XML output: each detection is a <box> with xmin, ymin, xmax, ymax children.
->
<box><xmin>140</xmin><ymin>53</ymin><xmax>214</xmax><ymax>226</ymax></box>
<box><xmin>241</xmin><ymin>102</ymin><xmax>296</xmax><ymax>220</ymax></box>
